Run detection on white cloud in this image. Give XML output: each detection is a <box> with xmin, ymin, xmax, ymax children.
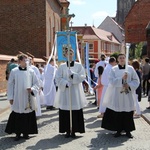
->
<box><xmin>69</xmin><ymin>0</ymin><xmax>86</xmax><ymax>5</ymax></box>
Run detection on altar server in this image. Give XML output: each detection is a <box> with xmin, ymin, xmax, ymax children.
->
<box><xmin>101</xmin><ymin>54</ymin><xmax>139</xmax><ymax>138</ymax></box>
<box><xmin>5</xmin><ymin>54</ymin><xmax>39</xmax><ymax>141</ymax></box>
<box><xmin>54</xmin><ymin>47</ymin><xmax>87</xmax><ymax>138</ymax></box>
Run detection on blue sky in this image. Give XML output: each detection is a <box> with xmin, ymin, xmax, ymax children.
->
<box><xmin>69</xmin><ymin>0</ymin><xmax>117</xmax><ymax>27</ymax></box>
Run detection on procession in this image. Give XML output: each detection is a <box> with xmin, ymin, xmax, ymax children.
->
<box><xmin>1</xmin><ymin>44</ymin><xmax>150</xmax><ymax>149</ymax></box>
<box><xmin>0</xmin><ymin>0</ymin><xmax>150</xmax><ymax>150</ymax></box>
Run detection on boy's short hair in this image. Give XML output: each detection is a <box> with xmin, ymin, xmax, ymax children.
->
<box><xmin>17</xmin><ymin>54</ymin><xmax>28</xmax><ymax>61</ymax></box>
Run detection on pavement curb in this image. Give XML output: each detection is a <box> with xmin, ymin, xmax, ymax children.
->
<box><xmin>141</xmin><ymin>114</ymin><xmax>150</xmax><ymax>125</ymax></box>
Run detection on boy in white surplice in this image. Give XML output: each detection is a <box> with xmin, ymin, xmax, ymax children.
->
<box><xmin>54</xmin><ymin>48</ymin><xmax>87</xmax><ymax>138</ymax></box>
<box><xmin>101</xmin><ymin>53</ymin><xmax>140</xmax><ymax>138</ymax></box>
<box><xmin>5</xmin><ymin>54</ymin><xmax>39</xmax><ymax>141</ymax></box>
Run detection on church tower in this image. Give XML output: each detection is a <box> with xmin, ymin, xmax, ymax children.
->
<box><xmin>116</xmin><ymin>0</ymin><xmax>135</xmax><ymax>27</ymax></box>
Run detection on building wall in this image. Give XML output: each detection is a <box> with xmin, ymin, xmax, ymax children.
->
<box><xmin>125</xmin><ymin>0</ymin><xmax>150</xmax><ymax>43</ymax></box>
<box><xmin>46</xmin><ymin>0</ymin><xmax>61</xmax><ymax>57</ymax></box>
<box><xmin>116</xmin><ymin>0</ymin><xmax>135</xmax><ymax>27</ymax></box>
<box><xmin>147</xmin><ymin>27</ymin><xmax>150</xmax><ymax>58</ymax></box>
<box><xmin>99</xmin><ymin>16</ymin><xmax>124</xmax><ymax>43</ymax></box>
<box><xmin>0</xmin><ymin>0</ymin><xmax>46</xmax><ymax>58</ymax></box>
<box><xmin>0</xmin><ymin>60</ymin><xmax>7</xmax><ymax>93</ymax></box>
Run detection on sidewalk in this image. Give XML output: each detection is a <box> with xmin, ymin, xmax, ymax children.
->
<box><xmin>0</xmin><ymin>92</ymin><xmax>10</xmax><ymax>114</ymax></box>
<box><xmin>138</xmin><ymin>95</ymin><xmax>150</xmax><ymax>124</ymax></box>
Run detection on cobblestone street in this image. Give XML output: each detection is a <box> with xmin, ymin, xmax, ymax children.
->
<box><xmin>0</xmin><ymin>95</ymin><xmax>150</xmax><ymax>150</ymax></box>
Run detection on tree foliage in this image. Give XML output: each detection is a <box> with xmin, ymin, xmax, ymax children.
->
<box><xmin>110</xmin><ymin>51</ymin><xmax>120</xmax><ymax>60</ymax></box>
<box><xmin>135</xmin><ymin>42</ymin><xmax>143</xmax><ymax>59</ymax></box>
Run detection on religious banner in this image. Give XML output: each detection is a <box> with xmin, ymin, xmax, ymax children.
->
<box><xmin>56</xmin><ymin>31</ymin><xmax>77</xmax><ymax>61</ymax></box>
<box><xmin>84</xmin><ymin>43</ymin><xmax>94</xmax><ymax>94</ymax></box>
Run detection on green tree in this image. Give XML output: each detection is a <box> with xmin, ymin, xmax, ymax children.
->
<box><xmin>135</xmin><ymin>42</ymin><xmax>143</xmax><ymax>59</ymax></box>
<box><xmin>110</xmin><ymin>52</ymin><xmax>120</xmax><ymax>60</ymax></box>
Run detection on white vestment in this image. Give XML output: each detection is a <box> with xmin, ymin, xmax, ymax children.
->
<box><xmin>94</xmin><ymin>60</ymin><xmax>107</xmax><ymax>78</ymax></box>
<box><xmin>54</xmin><ymin>62</ymin><xmax>87</xmax><ymax>110</ymax></box>
<box><xmin>103</xmin><ymin>65</ymin><xmax>140</xmax><ymax>112</ymax></box>
<box><xmin>99</xmin><ymin>64</ymin><xmax>113</xmax><ymax>113</ymax></box>
<box><xmin>43</xmin><ymin>64</ymin><xmax>57</xmax><ymax>106</ymax></box>
<box><xmin>39</xmin><ymin>73</ymin><xmax>45</xmax><ymax>105</ymax></box>
<box><xmin>135</xmin><ymin>94</ymin><xmax>141</xmax><ymax>115</ymax></box>
<box><xmin>30</xmin><ymin>65</ymin><xmax>42</xmax><ymax>116</ymax></box>
<box><xmin>7</xmin><ymin>67</ymin><xmax>39</xmax><ymax>114</ymax></box>
<box><xmin>30</xmin><ymin>65</ymin><xmax>41</xmax><ymax>79</ymax></box>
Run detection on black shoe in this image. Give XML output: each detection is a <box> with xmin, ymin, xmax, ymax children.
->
<box><xmin>46</xmin><ymin>106</ymin><xmax>51</xmax><ymax>110</ymax></box>
<box><xmin>14</xmin><ymin>134</ymin><xmax>20</xmax><ymax>141</ymax></box>
<box><xmin>92</xmin><ymin>101</ymin><xmax>97</xmax><ymax>106</ymax></box>
<box><xmin>114</xmin><ymin>132</ymin><xmax>121</xmax><ymax>138</ymax></box>
<box><xmin>46</xmin><ymin>106</ymin><xmax>55</xmax><ymax>110</ymax></box>
<box><xmin>71</xmin><ymin>132</ymin><xmax>76</xmax><ymax>138</ymax></box>
<box><xmin>126</xmin><ymin>132</ymin><xmax>133</xmax><ymax>138</ymax></box>
<box><xmin>23</xmin><ymin>134</ymin><xmax>30</xmax><ymax>139</ymax></box>
<box><xmin>50</xmin><ymin>106</ymin><xmax>55</xmax><ymax>110</ymax></box>
<box><xmin>65</xmin><ymin>132</ymin><xmax>70</xmax><ymax>138</ymax></box>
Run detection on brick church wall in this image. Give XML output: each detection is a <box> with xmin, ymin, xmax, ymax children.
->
<box><xmin>0</xmin><ymin>0</ymin><xmax>46</xmax><ymax>58</ymax></box>
<box><xmin>125</xmin><ymin>0</ymin><xmax>150</xmax><ymax>43</ymax></box>
<box><xmin>0</xmin><ymin>60</ymin><xmax>8</xmax><ymax>93</ymax></box>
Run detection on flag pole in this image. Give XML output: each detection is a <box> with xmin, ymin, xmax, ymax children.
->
<box><xmin>67</xmin><ymin>29</ymin><xmax>72</xmax><ymax>133</ymax></box>
<box><xmin>63</xmin><ymin>8</ymin><xmax>75</xmax><ymax>133</ymax></box>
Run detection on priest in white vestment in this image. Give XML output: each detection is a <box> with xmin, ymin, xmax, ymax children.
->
<box><xmin>101</xmin><ymin>54</ymin><xmax>140</xmax><ymax>138</ymax></box>
<box><xmin>54</xmin><ymin>48</ymin><xmax>87</xmax><ymax>138</ymax></box>
<box><xmin>5</xmin><ymin>54</ymin><xmax>39</xmax><ymax>141</ymax></box>
<box><xmin>43</xmin><ymin>58</ymin><xmax>57</xmax><ymax>110</ymax></box>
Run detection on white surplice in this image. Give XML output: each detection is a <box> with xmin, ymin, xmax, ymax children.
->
<box><xmin>7</xmin><ymin>67</ymin><xmax>39</xmax><ymax>114</ymax></box>
<box><xmin>99</xmin><ymin>63</ymin><xmax>113</xmax><ymax>113</ymax></box>
<box><xmin>94</xmin><ymin>60</ymin><xmax>107</xmax><ymax>78</ymax></box>
<box><xmin>103</xmin><ymin>65</ymin><xmax>140</xmax><ymax>112</ymax></box>
<box><xmin>43</xmin><ymin>64</ymin><xmax>57</xmax><ymax>106</ymax></box>
<box><xmin>39</xmin><ymin>73</ymin><xmax>45</xmax><ymax>106</ymax></box>
<box><xmin>30</xmin><ymin>65</ymin><xmax>42</xmax><ymax>116</ymax></box>
<box><xmin>54</xmin><ymin>62</ymin><xmax>87</xmax><ymax>110</ymax></box>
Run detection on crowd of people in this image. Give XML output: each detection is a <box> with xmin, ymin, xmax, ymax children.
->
<box><xmin>4</xmin><ymin>49</ymin><xmax>150</xmax><ymax>141</ymax></box>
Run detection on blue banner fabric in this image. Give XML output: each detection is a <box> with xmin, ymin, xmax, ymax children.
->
<box><xmin>57</xmin><ymin>31</ymin><xmax>77</xmax><ymax>61</ymax></box>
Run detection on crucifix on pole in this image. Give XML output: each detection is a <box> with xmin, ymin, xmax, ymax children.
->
<box><xmin>61</xmin><ymin>8</ymin><xmax>75</xmax><ymax>31</ymax></box>
<box><xmin>60</xmin><ymin>8</ymin><xmax>75</xmax><ymax>133</ymax></box>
